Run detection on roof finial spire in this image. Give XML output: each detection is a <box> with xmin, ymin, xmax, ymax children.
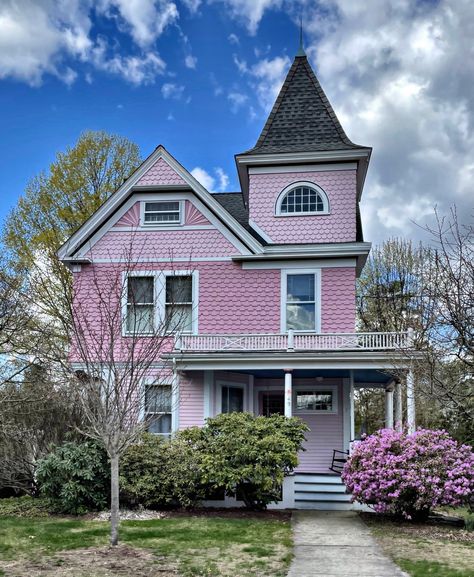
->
<box><xmin>297</xmin><ymin>15</ymin><xmax>306</xmax><ymax>57</ymax></box>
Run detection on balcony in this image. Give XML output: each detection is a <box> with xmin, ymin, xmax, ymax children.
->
<box><xmin>174</xmin><ymin>330</ymin><xmax>412</xmax><ymax>354</ymax></box>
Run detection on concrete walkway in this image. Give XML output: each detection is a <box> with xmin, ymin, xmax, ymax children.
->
<box><xmin>287</xmin><ymin>511</ymin><xmax>408</xmax><ymax>577</ymax></box>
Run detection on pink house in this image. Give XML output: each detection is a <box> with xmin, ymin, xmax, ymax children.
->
<box><xmin>59</xmin><ymin>49</ymin><xmax>413</xmax><ymax>509</ymax></box>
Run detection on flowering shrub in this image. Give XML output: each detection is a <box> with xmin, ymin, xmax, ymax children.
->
<box><xmin>342</xmin><ymin>429</ymin><xmax>474</xmax><ymax>520</ymax></box>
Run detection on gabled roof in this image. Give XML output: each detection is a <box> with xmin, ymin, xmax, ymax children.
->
<box><xmin>57</xmin><ymin>146</ymin><xmax>264</xmax><ymax>261</ymax></box>
<box><xmin>212</xmin><ymin>192</ymin><xmax>268</xmax><ymax>245</ymax></box>
<box><xmin>241</xmin><ymin>54</ymin><xmax>368</xmax><ymax>155</ymax></box>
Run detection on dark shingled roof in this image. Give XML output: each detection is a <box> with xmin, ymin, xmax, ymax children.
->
<box><xmin>241</xmin><ymin>55</ymin><xmax>367</xmax><ymax>155</ymax></box>
<box><xmin>212</xmin><ymin>192</ymin><xmax>267</xmax><ymax>245</ymax></box>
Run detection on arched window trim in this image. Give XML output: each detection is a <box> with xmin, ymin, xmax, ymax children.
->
<box><xmin>275</xmin><ymin>181</ymin><xmax>330</xmax><ymax>217</ymax></box>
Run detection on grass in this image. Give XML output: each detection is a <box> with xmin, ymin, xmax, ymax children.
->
<box><xmin>362</xmin><ymin>510</ymin><xmax>474</xmax><ymax>577</ymax></box>
<box><xmin>0</xmin><ymin>514</ymin><xmax>292</xmax><ymax>577</ymax></box>
<box><xmin>398</xmin><ymin>559</ymin><xmax>474</xmax><ymax>577</ymax></box>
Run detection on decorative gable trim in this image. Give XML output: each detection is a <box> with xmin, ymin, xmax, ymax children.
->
<box><xmin>58</xmin><ymin>146</ymin><xmax>263</xmax><ymax>260</ymax></box>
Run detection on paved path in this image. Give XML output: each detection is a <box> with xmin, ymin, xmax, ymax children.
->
<box><xmin>287</xmin><ymin>511</ymin><xmax>408</xmax><ymax>577</ymax></box>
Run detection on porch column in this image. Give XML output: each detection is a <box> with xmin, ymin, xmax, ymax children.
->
<box><xmin>407</xmin><ymin>368</ymin><xmax>416</xmax><ymax>434</ymax></box>
<box><xmin>384</xmin><ymin>384</ymin><xmax>394</xmax><ymax>429</ymax></box>
<box><xmin>284</xmin><ymin>369</ymin><xmax>293</xmax><ymax>418</ymax></box>
<box><xmin>349</xmin><ymin>370</ymin><xmax>355</xmax><ymax>444</ymax></box>
<box><xmin>394</xmin><ymin>381</ymin><xmax>403</xmax><ymax>432</ymax></box>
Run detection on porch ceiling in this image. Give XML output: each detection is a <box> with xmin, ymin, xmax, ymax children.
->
<box><xmin>211</xmin><ymin>368</ymin><xmax>394</xmax><ymax>385</ymax></box>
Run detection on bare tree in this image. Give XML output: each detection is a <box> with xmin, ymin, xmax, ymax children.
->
<box><xmin>63</xmin><ymin>240</ymin><xmax>193</xmax><ymax>545</ymax></box>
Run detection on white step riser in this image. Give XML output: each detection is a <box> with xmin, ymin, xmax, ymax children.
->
<box><xmin>295</xmin><ymin>501</ymin><xmax>355</xmax><ymax>511</ymax></box>
<box><xmin>294</xmin><ymin>475</ymin><xmax>343</xmax><ymax>484</ymax></box>
<box><xmin>295</xmin><ymin>483</ymin><xmax>347</xmax><ymax>493</ymax></box>
<box><xmin>295</xmin><ymin>493</ymin><xmax>352</xmax><ymax>503</ymax></box>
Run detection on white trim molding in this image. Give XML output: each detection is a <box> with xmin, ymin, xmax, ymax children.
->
<box><xmin>280</xmin><ymin>268</ymin><xmax>322</xmax><ymax>333</ymax></box>
<box><xmin>248</xmin><ymin>163</ymin><xmax>357</xmax><ymax>174</ymax></box>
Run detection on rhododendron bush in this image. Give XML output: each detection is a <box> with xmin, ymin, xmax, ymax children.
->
<box><xmin>342</xmin><ymin>429</ymin><xmax>474</xmax><ymax>519</ymax></box>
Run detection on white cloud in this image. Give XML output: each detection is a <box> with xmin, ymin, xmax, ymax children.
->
<box><xmin>212</xmin><ymin>0</ymin><xmax>282</xmax><ymax>35</ymax></box>
<box><xmin>233</xmin><ymin>54</ymin><xmax>290</xmax><ymax>112</ymax></box>
<box><xmin>97</xmin><ymin>0</ymin><xmax>178</xmax><ymax>48</ymax></box>
<box><xmin>181</xmin><ymin>0</ymin><xmax>201</xmax><ymax>12</ymax></box>
<box><xmin>215</xmin><ymin>167</ymin><xmax>230</xmax><ymax>190</ymax></box>
<box><xmin>228</xmin><ymin>91</ymin><xmax>248</xmax><ymax>112</ymax></box>
<box><xmin>191</xmin><ymin>166</ymin><xmax>229</xmax><ymax>191</ymax></box>
<box><xmin>0</xmin><ymin>0</ymin><xmax>172</xmax><ymax>86</ymax></box>
<box><xmin>161</xmin><ymin>82</ymin><xmax>185</xmax><ymax>99</ymax></box>
<box><xmin>228</xmin><ymin>33</ymin><xmax>240</xmax><ymax>45</ymax></box>
<box><xmin>191</xmin><ymin>167</ymin><xmax>216</xmax><ymax>191</ymax></box>
<box><xmin>92</xmin><ymin>39</ymin><xmax>166</xmax><ymax>84</ymax></box>
<box><xmin>184</xmin><ymin>54</ymin><xmax>197</xmax><ymax>69</ymax></box>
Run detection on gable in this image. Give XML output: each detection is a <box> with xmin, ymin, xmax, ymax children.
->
<box><xmin>113</xmin><ymin>200</ymin><xmax>210</xmax><ymax>229</ymax></box>
<box><xmin>136</xmin><ymin>157</ymin><xmax>188</xmax><ymax>187</ymax></box>
<box><xmin>58</xmin><ymin>146</ymin><xmax>263</xmax><ymax>261</ymax></box>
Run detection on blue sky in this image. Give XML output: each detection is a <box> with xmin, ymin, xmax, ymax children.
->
<box><xmin>0</xmin><ymin>1</ymin><xmax>472</xmax><ymax>243</ymax></box>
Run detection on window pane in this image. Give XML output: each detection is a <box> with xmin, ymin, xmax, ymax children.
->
<box><xmin>165</xmin><ymin>304</ymin><xmax>193</xmax><ymax>333</ymax></box>
<box><xmin>222</xmin><ymin>386</ymin><xmax>244</xmax><ymax>413</ymax></box>
<box><xmin>296</xmin><ymin>391</ymin><xmax>333</xmax><ymax>411</ymax></box>
<box><xmin>280</xmin><ymin>187</ymin><xmax>324</xmax><ymax>214</ymax></box>
<box><xmin>166</xmin><ymin>276</ymin><xmax>192</xmax><ymax>303</ymax></box>
<box><xmin>286</xmin><ymin>303</ymin><xmax>315</xmax><ymax>331</ymax></box>
<box><xmin>147</xmin><ymin>413</ymin><xmax>172</xmax><ymax>434</ymax></box>
<box><xmin>287</xmin><ymin>274</ymin><xmax>315</xmax><ymax>302</ymax></box>
<box><xmin>262</xmin><ymin>392</ymin><xmax>285</xmax><ymax>416</ymax></box>
<box><xmin>145</xmin><ymin>384</ymin><xmax>172</xmax><ymax>413</ymax></box>
<box><xmin>128</xmin><ymin>277</ymin><xmax>153</xmax><ymax>304</ymax></box>
<box><xmin>126</xmin><ymin>304</ymin><xmax>154</xmax><ymax>333</ymax></box>
<box><xmin>145</xmin><ymin>202</ymin><xmax>179</xmax><ymax>212</ymax></box>
<box><xmin>144</xmin><ymin>212</ymin><xmax>180</xmax><ymax>222</ymax></box>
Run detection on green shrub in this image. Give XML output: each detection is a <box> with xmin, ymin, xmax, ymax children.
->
<box><xmin>36</xmin><ymin>441</ymin><xmax>110</xmax><ymax>514</ymax></box>
<box><xmin>0</xmin><ymin>496</ymin><xmax>50</xmax><ymax>517</ymax></box>
<box><xmin>180</xmin><ymin>412</ymin><xmax>308</xmax><ymax>510</ymax></box>
<box><xmin>120</xmin><ymin>434</ymin><xmax>204</xmax><ymax>509</ymax></box>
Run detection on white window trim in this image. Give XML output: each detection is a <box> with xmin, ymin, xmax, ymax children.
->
<box><xmin>275</xmin><ymin>181</ymin><xmax>330</xmax><ymax>217</ymax></box>
<box><xmin>122</xmin><ymin>269</ymin><xmax>199</xmax><ymax>337</ymax></box>
<box><xmin>280</xmin><ymin>269</ymin><xmax>321</xmax><ymax>333</ymax></box>
<box><xmin>140</xmin><ymin>200</ymin><xmax>184</xmax><ymax>227</ymax></box>
<box><xmin>140</xmin><ymin>377</ymin><xmax>175</xmax><ymax>436</ymax></box>
<box><xmin>294</xmin><ymin>384</ymin><xmax>338</xmax><ymax>415</ymax></box>
<box><xmin>216</xmin><ymin>380</ymin><xmax>247</xmax><ymax>414</ymax></box>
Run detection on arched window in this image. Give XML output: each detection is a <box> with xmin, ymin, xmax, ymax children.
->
<box><xmin>276</xmin><ymin>182</ymin><xmax>329</xmax><ymax>216</ymax></box>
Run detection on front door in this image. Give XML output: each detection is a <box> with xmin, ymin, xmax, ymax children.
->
<box><xmin>260</xmin><ymin>391</ymin><xmax>285</xmax><ymax>416</ymax></box>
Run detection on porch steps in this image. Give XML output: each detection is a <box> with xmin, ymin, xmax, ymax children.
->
<box><xmin>294</xmin><ymin>473</ymin><xmax>355</xmax><ymax>511</ymax></box>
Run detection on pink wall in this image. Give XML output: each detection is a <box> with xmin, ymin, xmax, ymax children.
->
<box><xmin>321</xmin><ymin>267</ymin><xmax>356</xmax><ymax>332</ymax></box>
<box><xmin>86</xmin><ymin>229</ymin><xmax>238</xmax><ymax>259</ymax></box>
<box><xmin>248</xmin><ymin>170</ymin><xmax>357</xmax><ymax>244</ymax></box>
<box><xmin>179</xmin><ymin>371</ymin><xmax>204</xmax><ymax>429</ymax></box>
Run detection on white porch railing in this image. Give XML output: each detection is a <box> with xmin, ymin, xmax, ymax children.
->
<box><xmin>174</xmin><ymin>331</ymin><xmax>411</xmax><ymax>353</ymax></box>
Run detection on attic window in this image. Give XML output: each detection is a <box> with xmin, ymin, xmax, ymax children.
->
<box><xmin>143</xmin><ymin>201</ymin><xmax>182</xmax><ymax>225</ymax></box>
<box><xmin>276</xmin><ymin>183</ymin><xmax>329</xmax><ymax>216</ymax></box>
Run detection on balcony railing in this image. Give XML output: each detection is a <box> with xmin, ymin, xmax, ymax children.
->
<box><xmin>174</xmin><ymin>330</ymin><xmax>412</xmax><ymax>353</ymax></box>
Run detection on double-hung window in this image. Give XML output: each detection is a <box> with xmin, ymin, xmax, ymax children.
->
<box><xmin>124</xmin><ymin>271</ymin><xmax>197</xmax><ymax>336</ymax></box>
<box><xmin>145</xmin><ymin>383</ymin><xmax>172</xmax><ymax>435</ymax></box>
<box><xmin>165</xmin><ymin>275</ymin><xmax>193</xmax><ymax>333</ymax></box>
<box><xmin>284</xmin><ymin>272</ymin><xmax>319</xmax><ymax>332</ymax></box>
<box><xmin>221</xmin><ymin>385</ymin><xmax>244</xmax><ymax>413</ymax></box>
<box><xmin>143</xmin><ymin>201</ymin><xmax>181</xmax><ymax>225</ymax></box>
<box><xmin>126</xmin><ymin>276</ymin><xmax>154</xmax><ymax>334</ymax></box>
<box><xmin>295</xmin><ymin>388</ymin><xmax>337</xmax><ymax>414</ymax></box>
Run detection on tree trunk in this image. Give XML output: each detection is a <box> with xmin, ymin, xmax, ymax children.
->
<box><xmin>110</xmin><ymin>453</ymin><xmax>120</xmax><ymax>546</ymax></box>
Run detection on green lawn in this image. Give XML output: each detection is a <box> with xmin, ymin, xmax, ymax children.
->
<box><xmin>0</xmin><ymin>514</ymin><xmax>292</xmax><ymax>577</ymax></box>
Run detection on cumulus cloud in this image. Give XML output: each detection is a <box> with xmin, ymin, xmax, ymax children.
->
<box><xmin>228</xmin><ymin>91</ymin><xmax>248</xmax><ymax>112</ymax></box>
<box><xmin>0</xmin><ymin>0</ymin><xmax>173</xmax><ymax>86</ymax></box>
<box><xmin>181</xmin><ymin>0</ymin><xmax>201</xmax><ymax>12</ymax></box>
<box><xmin>191</xmin><ymin>166</ymin><xmax>230</xmax><ymax>191</ymax></box>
